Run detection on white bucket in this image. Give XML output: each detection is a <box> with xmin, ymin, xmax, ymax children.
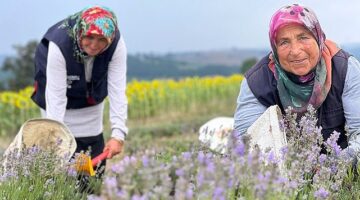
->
<box><xmin>3</xmin><ymin>118</ymin><xmax>76</xmax><ymax>163</ymax></box>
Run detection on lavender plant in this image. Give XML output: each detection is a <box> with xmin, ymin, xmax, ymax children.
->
<box><xmin>89</xmin><ymin>105</ymin><xmax>357</xmax><ymax>200</ymax></box>
<box><xmin>281</xmin><ymin>105</ymin><xmax>354</xmax><ymax>199</ymax></box>
<box><xmin>2</xmin><ymin>105</ymin><xmax>356</xmax><ymax>199</ymax></box>
<box><xmin>0</xmin><ymin>145</ymin><xmax>99</xmax><ymax>199</ymax></box>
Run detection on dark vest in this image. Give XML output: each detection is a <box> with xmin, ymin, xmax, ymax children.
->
<box><xmin>31</xmin><ymin>18</ymin><xmax>120</xmax><ymax>109</ymax></box>
<box><xmin>245</xmin><ymin>50</ymin><xmax>350</xmax><ymax>149</ymax></box>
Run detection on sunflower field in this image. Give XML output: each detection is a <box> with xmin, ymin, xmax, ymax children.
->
<box><xmin>0</xmin><ymin>74</ymin><xmax>243</xmax><ymax>136</ymax></box>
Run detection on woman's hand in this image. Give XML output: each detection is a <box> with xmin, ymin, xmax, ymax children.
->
<box><xmin>104</xmin><ymin>138</ymin><xmax>124</xmax><ymax>159</ymax></box>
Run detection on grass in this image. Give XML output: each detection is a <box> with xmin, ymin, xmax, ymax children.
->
<box><xmin>101</xmin><ymin>98</ymin><xmax>236</xmax><ymax>156</ymax></box>
<box><xmin>100</xmin><ymin>98</ymin><xmax>237</xmax><ymax>171</ymax></box>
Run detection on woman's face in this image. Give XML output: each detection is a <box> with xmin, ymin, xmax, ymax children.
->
<box><xmin>80</xmin><ymin>34</ymin><xmax>108</xmax><ymax>56</ymax></box>
<box><xmin>275</xmin><ymin>24</ymin><xmax>320</xmax><ymax>76</ymax></box>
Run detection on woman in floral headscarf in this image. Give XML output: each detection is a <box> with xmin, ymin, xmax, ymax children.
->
<box><xmin>32</xmin><ymin>5</ymin><xmax>128</xmax><ymax>175</ymax></box>
<box><xmin>234</xmin><ymin>4</ymin><xmax>360</xmax><ymax>158</ymax></box>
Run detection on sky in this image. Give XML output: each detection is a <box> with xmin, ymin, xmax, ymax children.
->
<box><xmin>1</xmin><ymin>0</ymin><xmax>360</xmax><ymax>55</ymax></box>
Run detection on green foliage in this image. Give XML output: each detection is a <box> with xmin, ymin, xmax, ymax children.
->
<box><xmin>1</xmin><ymin>40</ymin><xmax>38</xmax><ymax>90</ymax></box>
<box><xmin>240</xmin><ymin>57</ymin><xmax>257</xmax><ymax>74</ymax></box>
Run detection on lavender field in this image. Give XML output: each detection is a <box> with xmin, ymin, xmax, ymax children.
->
<box><xmin>0</xmin><ymin>76</ymin><xmax>359</xmax><ymax>199</ymax></box>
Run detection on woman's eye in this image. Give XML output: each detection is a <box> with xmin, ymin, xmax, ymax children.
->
<box><xmin>279</xmin><ymin>40</ymin><xmax>288</xmax><ymax>46</ymax></box>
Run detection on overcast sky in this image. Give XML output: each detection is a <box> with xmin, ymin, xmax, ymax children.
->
<box><xmin>1</xmin><ymin>0</ymin><xmax>360</xmax><ymax>55</ymax></box>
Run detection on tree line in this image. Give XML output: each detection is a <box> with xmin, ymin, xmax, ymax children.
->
<box><xmin>0</xmin><ymin>41</ymin><xmax>257</xmax><ymax>91</ymax></box>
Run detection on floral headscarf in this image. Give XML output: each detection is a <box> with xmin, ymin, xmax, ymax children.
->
<box><xmin>267</xmin><ymin>4</ymin><xmax>339</xmax><ymax>114</ymax></box>
<box><xmin>269</xmin><ymin>4</ymin><xmax>325</xmax><ymax>58</ymax></box>
<box><xmin>61</xmin><ymin>5</ymin><xmax>118</xmax><ymax>62</ymax></box>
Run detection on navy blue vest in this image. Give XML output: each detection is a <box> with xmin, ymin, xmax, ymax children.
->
<box><xmin>245</xmin><ymin>50</ymin><xmax>350</xmax><ymax>149</ymax></box>
<box><xmin>32</xmin><ymin>18</ymin><xmax>120</xmax><ymax>109</ymax></box>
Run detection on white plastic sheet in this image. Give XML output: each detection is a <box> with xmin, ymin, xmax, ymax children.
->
<box><xmin>198</xmin><ymin>105</ymin><xmax>287</xmax><ymax>159</ymax></box>
<box><xmin>4</xmin><ymin>118</ymin><xmax>76</xmax><ymax>163</ymax></box>
<box><xmin>247</xmin><ymin>105</ymin><xmax>287</xmax><ymax>157</ymax></box>
<box><xmin>198</xmin><ymin>117</ymin><xmax>234</xmax><ymax>154</ymax></box>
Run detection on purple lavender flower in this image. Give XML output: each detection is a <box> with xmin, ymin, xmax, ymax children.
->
<box><xmin>318</xmin><ymin>154</ymin><xmax>327</xmax><ymax>165</ymax></box>
<box><xmin>142</xmin><ymin>155</ymin><xmax>149</xmax><ymax>167</ymax></box>
<box><xmin>186</xmin><ymin>187</ymin><xmax>193</xmax><ymax>199</ymax></box>
<box><xmin>330</xmin><ymin>164</ymin><xmax>338</xmax><ymax>174</ymax></box>
<box><xmin>116</xmin><ymin>189</ymin><xmax>127</xmax><ymax>198</ymax></box>
<box><xmin>227</xmin><ymin>179</ymin><xmax>234</xmax><ymax>188</ymax></box>
<box><xmin>28</xmin><ymin>146</ymin><xmax>41</xmax><ymax>155</ymax></box>
<box><xmin>234</xmin><ymin>142</ymin><xmax>245</xmax><ymax>156</ymax></box>
<box><xmin>111</xmin><ymin>163</ymin><xmax>125</xmax><ymax>174</ymax></box>
<box><xmin>196</xmin><ymin>172</ymin><xmax>204</xmax><ymax>187</ymax></box>
<box><xmin>314</xmin><ymin>187</ymin><xmax>329</xmax><ymax>199</ymax></box>
<box><xmin>280</xmin><ymin>146</ymin><xmax>288</xmax><ymax>160</ymax></box>
<box><xmin>289</xmin><ymin>180</ymin><xmax>298</xmax><ymax>189</ymax></box>
<box><xmin>306</xmin><ymin>151</ymin><xmax>318</xmax><ymax>165</ymax></box>
<box><xmin>131</xmin><ymin>194</ymin><xmax>147</xmax><ymax>200</ymax></box>
<box><xmin>87</xmin><ymin>195</ymin><xmax>104</xmax><ymax>200</ymax></box>
<box><xmin>175</xmin><ymin>169</ymin><xmax>184</xmax><ymax>177</ymax></box>
<box><xmin>279</xmin><ymin>119</ymin><xmax>286</xmax><ymax>132</ymax></box>
<box><xmin>122</xmin><ymin>156</ymin><xmax>131</xmax><ymax>165</ymax></box>
<box><xmin>228</xmin><ymin>164</ymin><xmax>235</xmax><ymax>174</ymax></box>
<box><xmin>104</xmin><ymin>176</ymin><xmax>117</xmax><ymax>188</ymax></box>
<box><xmin>130</xmin><ymin>156</ymin><xmax>137</xmax><ymax>164</ymax></box>
<box><xmin>213</xmin><ymin>187</ymin><xmax>225</xmax><ymax>200</ymax></box>
<box><xmin>325</xmin><ymin>132</ymin><xmax>341</xmax><ymax>156</ymax></box>
<box><xmin>267</xmin><ymin>151</ymin><xmax>278</xmax><ymax>164</ymax></box>
<box><xmin>197</xmin><ymin>151</ymin><xmax>206</xmax><ymax>164</ymax></box>
<box><xmin>182</xmin><ymin>152</ymin><xmax>192</xmax><ymax>160</ymax></box>
<box><xmin>206</xmin><ymin>161</ymin><xmax>215</xmax><ymax>173</ymax></box>
<box><xmin>274</xmin><ymin>176</ymin><xmax>288</xmax><ymax>184</ymax></box>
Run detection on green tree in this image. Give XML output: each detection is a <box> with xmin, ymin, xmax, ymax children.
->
<box><xmin>240</xmin><ymin>57</ymin><xmax>257</xmax><ymax>74</ymax></box>
<box><xmin>1</xmin><ymin>40</ymin><xmax>38</xmax><ymax>90</ymax></box>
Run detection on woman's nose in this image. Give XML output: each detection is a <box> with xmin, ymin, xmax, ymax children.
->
<box><xmin>289</xmin><ymin>42</ymin><xmax>302</xmax><ymax>56</ymax></box>
<box><xmin>90</xmin><ymin>41</ymin><xmax>99</xmax><ymax>49</ymax></box>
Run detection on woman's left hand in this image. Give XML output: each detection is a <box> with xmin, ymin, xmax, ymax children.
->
<box><xmin>104</xmin><ymin>138</ymin><xmax>124</xmax><ymax>159</ymax></box>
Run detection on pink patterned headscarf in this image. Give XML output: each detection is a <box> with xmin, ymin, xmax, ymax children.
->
<box><xmin>269</xmin><ymin>4</ymin><xmax>326</xmax><ymax>59</ymax></box>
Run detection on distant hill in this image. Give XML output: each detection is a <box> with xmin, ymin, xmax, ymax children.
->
<box><xmin>165</xmin><ymin>48</ymin><xmax>269</xmax><ymax>68</ymax></box>
<box><xmin>127</xmin><ymin>48</ymin><xmax>266</xmax><ymax>80</ymax></box>
<box><xmin>0</xmin><ymin>49</ymin><xmax>265</xmax><ymax>86</ymax></box>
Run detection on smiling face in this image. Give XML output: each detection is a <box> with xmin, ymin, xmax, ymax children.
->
<box><xmin>80</xmin><ymin>34</ymin><xmax>108</xmax><ymax>56</ymax></box>
<box><xmin>275</xmin><ymin>24</ymin><xmax>320</xmax><ymax>76</ymax></box>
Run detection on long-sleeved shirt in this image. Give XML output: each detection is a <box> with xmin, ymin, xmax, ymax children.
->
<box><xmin>234</xmin><ymin>56</ymin><xmax>360</xmax><ymax>153</ymax></box>
<box><xmin>41</xmin><ymin>36</ymin><xmax>128</xmax><ymax>141</ymax></box>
